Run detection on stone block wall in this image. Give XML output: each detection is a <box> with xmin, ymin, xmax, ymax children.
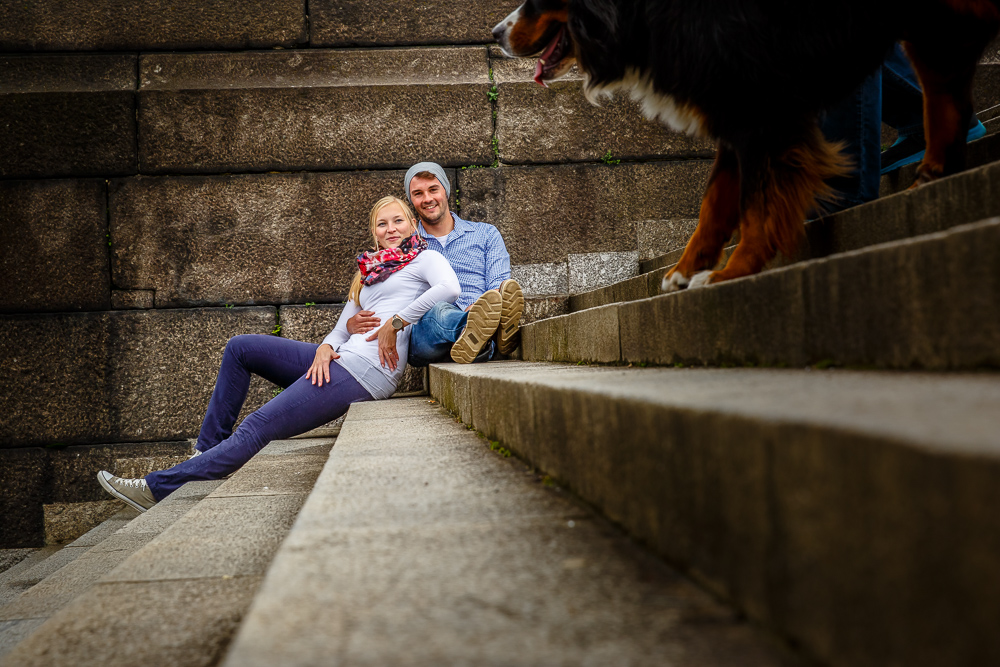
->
<box><xmin>3</xmin><ymin>1</ymin><xmax>999</xmax><ymax>547</ymax></box>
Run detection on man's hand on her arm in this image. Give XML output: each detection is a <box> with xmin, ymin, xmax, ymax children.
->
<box><xmin>346</xmin><ymin>310</ymin><xmax>381</xmax><ymax>335</ymax></box>
<box><xmin>305</xmin><ymin>344</ymin><xmax>340</xmax><ymax>387</ymax></box>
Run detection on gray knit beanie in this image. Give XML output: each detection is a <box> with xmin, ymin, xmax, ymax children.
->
<box><xmin>404</xmin><ymin>162</ymin><xmax>451</xmax><ymax>203</ymax></box>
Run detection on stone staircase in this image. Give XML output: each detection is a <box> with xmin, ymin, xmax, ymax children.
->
<box><xmin>2</xmin><ymin>2</ymin><xmax>1000</xmax><ymax>666</ymax></box>
<box><xmin>0</xmin><ymin>0</ymin><xmax>717</xmax><ymax>548</ymax></box>
<box><xmin>425</xmin><ymin>132</ymin><xmax>1000</xmax><ymax>666</ymax></box>
<box><xmin>0</xmin><ymin>435</ymin><xmax>331</xmax><ymax>665</ymax></box>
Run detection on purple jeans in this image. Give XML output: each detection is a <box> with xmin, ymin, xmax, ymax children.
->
<box><xmin>145</xmin><ymin>335</ymin><xmax>373</xmax><ymax>500</ymax></box>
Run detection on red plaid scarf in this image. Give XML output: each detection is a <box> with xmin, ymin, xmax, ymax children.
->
<box><xmin>357</xmin><ymin>233</ymin><xmax>428</xmax><ymax>286</ymax></box>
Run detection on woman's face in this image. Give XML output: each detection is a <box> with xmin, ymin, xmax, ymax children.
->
<box><xmin>374</xmin><ymin>202</ymin><xmax>415</xmax><ymax>250</ymax></box>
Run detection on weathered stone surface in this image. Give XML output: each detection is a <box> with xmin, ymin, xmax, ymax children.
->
<box><xmin>310</xmin><ymin>0</ymin><xmax>520</xmax><ymax>47</ymax></box>
<box><xmin>0</xmin><ymin>55</ymin><xmax>136</xmax><ymax>179</ymax></box>
<box><xmin>278</xmin><ymin>304</ymin><xmax>346</xmax><ymax>344</ymax></box>
<box><xmin>0</xmin><ymin>179</ymin><xmax>109</xmax><ymax>314</ymax></box>
<box><xmin>0</xmin><ymin>1</ymin><xmax>306</xmax><ymax>52</ymax></box>
<box><xmin>523</xmin><ymin>295</ymin><xmax>569</xmax><ymax>324</ymax></box>
<box><xmin>0</xmin><ymin>551</ymin><xmax>34</xmax><ymax>578</ymax></box>
<box><xmin>110</xmin><ymin>290</ymin><xmax>154</xmax><ymax>310</ymax></box>
<box><xmin>457</xmin><ymin>161</ymin><xmax>711</xmax><ymax>265</ymax></box>
<box><xmin>521</xmin><ymin>305</ymin><xmax>621</xmax><ymax>363</ymax></box>
<box><xmin>544</xmin><ymin>219</ymin><xmax>1000</xmax><ymax>370</ymax></box>
<box><xmin>0</xmin><ymin>308</ymin><xmax>275</xmax><ymax>448</ymax></box>
<box><xmin>492</xmin><ymin>53</ymin><xmax>716</xmax><ymax>165</ymax></box>
<box><xmin>107</xmin><ymin>495</ymin><xmax>305</xmax><ymax>582</ymax></box>
<box><xmin>278</xmin><ymin>304</ymin><xmax>426</xmax><ymax>395</ymax></box>
<box><xmin>636</xmin><ymin>218</ymin><xmax>700</xmax><ymax>260</ymax></box>
<box><xmin>224</xmin><ymin>398</ymin><xmax>797</xmax><ymax>667</ymax></box>
<box><xmin>2</xmin><ymin>577</ymin><xmax>261</xmax><ymax>667</ymax></box>
<box><xmin>110</xmin><ymin>170</ymin><xmax>455</xmax><ymax>306</ymax></box>
<box><xmin>43</xmin><ymin>502</ymin><xmax>128</xmax><ymax>546</ymax></box>
<box><xmin>0</xmin><ymin>442</ymin><xmax>192</xmax><ymax>548</ymax></box>
<box><xmin>208</xmin><ymin>438</ymin><xmax>331</xmax><ymax>498</ymax></box>
<box><xmin>568</xmin><ymin>250</ymin><xmax>639</xmax><ymax>293</ymax></box>
<box><xmin>511</xmin><ymin>261</ymin><xmax>568</xmax><ymax>295</ymax></box>
<box><xmin>138</xmin><ymin>48</ymin><xmax>493</xmax><ymax>173</ymax></box>
<box><xmin>0</xmin><ymin>618</ymin><xmax>45</xmax><ymax>659</ymax></box>
<box><xmin>431</xmin><ymin>362</ymin><xmax>1000</xmax><ymax>667</ymax></box>
<box><xmin>0</xmin><ymin>450</ymin><xmax>46</xmax><ymax>548</ymax></box>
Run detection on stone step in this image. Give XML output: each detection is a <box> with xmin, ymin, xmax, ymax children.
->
<box><xmin>572</xmin><ymin>150</ymin><xmax>1000</xmax><ymax>314</ymax></box>
<box><xmin>430</xmin><ymin>361</ymin><xmax>1000</xmax><ymax>667</ymax></box>
<box><xmin>0</xmin><ymin>0</ymin><xmax>522</xmax><ymax>52</ymax></box>
<box><xmin>525</xmin><ymin>217</ymin><xmax>1000</xmax><ymax>369</ymax></box>
<box><xmin>0</xmin><ymin>45</ymin><xmax>712</xmax><ymax>180</ymax></box>
<box><xmin>0</xmin><ymin>482</ymin><xmax>217</xmax><ymax>659</ymax></box>
<box><xmin>0</xmin><ymin>436</ymin><xmax>331</xmax><ymax>666</ymax></box>
<box><xmin>0</xmin><ymin>1</ymin><xmax>308</xmax><ymax>52</ymax></box>
<box><xmin>221</xmin><ymin>397</ymin><xmax>801</xmax><ymax>666</ymax></box>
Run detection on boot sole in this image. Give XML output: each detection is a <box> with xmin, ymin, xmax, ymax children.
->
<box><xmin>497</xmin><ymin>280</ymin><xmax>524</xmax><ymax>356</ymax></box>
<box><xmin>451</xmin><ymin>290</ymin><xmax>502</xmax><ymax>364</ymax></box>
<box><xmin>97</xmin><ymin>471</ymin><xmax>153</xmax><ymax>513</ymax></box>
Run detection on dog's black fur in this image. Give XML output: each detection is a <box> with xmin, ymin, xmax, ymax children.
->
<box><xmin>495</xmin><ymin>0</ymin><xmax>1000</xmax><ymax>286</ymax></box>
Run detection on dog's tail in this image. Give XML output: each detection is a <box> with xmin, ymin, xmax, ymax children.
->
<box><xmin>756</xmin><ymin>127</ymin><xmax>853</xmax><ymax>259</ymax></box>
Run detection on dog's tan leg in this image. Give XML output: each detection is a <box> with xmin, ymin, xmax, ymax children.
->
<box><xmin>662</xmin><ymin>144</ymin><xmax>740</xmax><ymax>292</ymax></box>
<box><xmin>903</xmin><ymin>6</ymin><xmax>1000</xmax><ymax>186</ymax></box>
<box><xmin>689</xmin><ymin>126</ymin><xmax>851</xmax><ymax>287</ymax></box>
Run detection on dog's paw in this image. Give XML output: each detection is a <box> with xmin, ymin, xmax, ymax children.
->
<box><xmin>688</xmin><ymin>271</ymin><xmax>715</xmax><ymax>289</ymax></box>
<box><xmin>661</xmin><ymin>271</ymin><xmax>690</xmax><ymax>293</ymax></box>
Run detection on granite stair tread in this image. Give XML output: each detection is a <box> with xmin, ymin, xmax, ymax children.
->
<box><xmin>430</xmin><ymin>361</ymin><xmax>1000</xmax><ymax>667</ymax></box>
<box><xmin>221</xmin><ymin>397</ymin><xmax>803</xmax><ymax>667</ymax></box>
<box><xmin>0</xmin><ymin>436</ymin><xmax>332</xmax><ymax>667</ymax></box>
<box><xmin>524</xmin><ymin>216</ymin><xmax>1000</xmax><ymax>370</ymax></box>
<box><xmin>576</xmin><ymin>138</ymin><xmax>1000</xmax><ymax>314</ymax></box>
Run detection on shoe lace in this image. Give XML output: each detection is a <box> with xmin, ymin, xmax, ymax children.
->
<box><xmin>117</xmin><ymin>476</ymin><xmax>147</xmax><ymax>490</ymax></box>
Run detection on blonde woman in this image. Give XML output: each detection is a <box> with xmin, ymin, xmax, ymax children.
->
<box><xmin>97</xmin><ymin>196</ymin><xmax>460</xmax><ymax>512</ymax></box>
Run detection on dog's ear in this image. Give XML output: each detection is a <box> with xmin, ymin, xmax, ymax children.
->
<box><xmin>569</xmin><ymin>0</ymin><xmax>625</xmax><ymax>85</ymax></box>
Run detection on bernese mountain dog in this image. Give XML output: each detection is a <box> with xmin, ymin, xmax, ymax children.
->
<box><xmin>493</xmin><ymin>0</ymin><xmax>1000</xmax><ymax>290</ymax></box>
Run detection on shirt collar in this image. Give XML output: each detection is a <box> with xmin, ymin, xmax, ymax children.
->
<box><xmin>418</xmin><ymin>213</ymin><xmax>471</xmax><ymax>241</ymax></box>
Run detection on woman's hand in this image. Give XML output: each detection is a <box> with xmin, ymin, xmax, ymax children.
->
<box><xmin>305</xmin><ymin>343</ymin><xmax>340</xmax><ymax>387</ymax></box>
<box><xmin>367</xmin><ymin>317</ymin><xmax>408</xmax><ymax>371</ymax></box>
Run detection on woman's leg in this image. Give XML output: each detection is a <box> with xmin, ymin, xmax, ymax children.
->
<box><xmin>147</xmin><ymin>361</ymin><xmax>372</xmax><ymax>500</ymax></box>
<box><xmin>197</xmin><ymin>335</ymin><xmax>319</xmax><ymax>453</ymax></box>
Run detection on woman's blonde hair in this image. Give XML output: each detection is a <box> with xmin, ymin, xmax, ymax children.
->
<box><xmin>347</xmin><ymin>196</ymin><xmax>418</xmax><ymax>306</ymax></box>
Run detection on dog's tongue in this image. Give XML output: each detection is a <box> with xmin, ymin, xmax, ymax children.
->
<box><xmin>533</xmin><ymin>60</ymin><xmax>548</xmax><ymax>87</ymax></box>
<box><xmin>533</xmin><ymin>26</ymin><xmax>564</xmax><ymax>87</ymax></box>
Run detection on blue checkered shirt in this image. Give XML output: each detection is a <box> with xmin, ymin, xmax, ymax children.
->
<box><xmin>417</xmin><ymin>213</ymin><xmax>511</xmax><ymax>309</ymax></box>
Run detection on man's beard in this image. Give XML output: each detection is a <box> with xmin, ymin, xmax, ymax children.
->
<box><xmin>417</xmin><ymin>200</ymin><xmax>448</xmax><ymax>226</ymax></box>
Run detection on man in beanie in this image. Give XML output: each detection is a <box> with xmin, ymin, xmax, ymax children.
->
<box><xmin>347</xmin><ymin>161</ymin><xmax>523</xmax><ymax>365</ymax></box>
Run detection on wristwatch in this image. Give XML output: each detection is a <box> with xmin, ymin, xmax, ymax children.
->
<box><xmin>391</xmin><ymin>314</ymin><xmax>405</xmax><ymax>331</ymax></box>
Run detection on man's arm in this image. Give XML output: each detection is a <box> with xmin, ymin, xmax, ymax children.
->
<box><xmin>483</xmin><ymin>226</ymin><xmax>511</xmax><ymax>291</ymax></box>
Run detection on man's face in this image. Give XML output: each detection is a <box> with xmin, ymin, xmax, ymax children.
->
<box><xmin>408</xmin><ymin>175</ymin><xmax>450</xmax><ymax>225</ymax></box>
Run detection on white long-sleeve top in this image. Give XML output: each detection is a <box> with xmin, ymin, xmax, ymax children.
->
<box><xmin>322</xmin><ymin>249</ymin><xmax>460</xmax><ymax>399</ymax></box>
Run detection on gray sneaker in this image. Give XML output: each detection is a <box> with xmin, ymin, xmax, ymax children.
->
<box><xmin>97</xmin><ymin>471</ymin><xmax>157</xmax><ymax>512</ymax></box>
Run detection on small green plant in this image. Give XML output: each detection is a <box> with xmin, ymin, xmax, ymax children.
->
<box><xmin>542</xmin><ymin>475</ymin><xmax>556</xmax><ymax>487</ymax></box>
<box><xmin>271</xmin><ymin>324</ymin><xmax>282</xmax><ymax>335</ymax></box>
<box><xmin>813</xmin><ymin>358</ymin><xmax>836</xmax><ymax>370</ymax></box>
<box><xmin>489</xmin><ymin>440</ymin><xmax>512</xmax><ymax>458</ymax></box>
<box><xmin>488</xmin><ymin>67</ymin><xmax>494</xmax><ymax>82</ymax></box>
<box><xmin>304</xmin><ymin>302</ymin><xmax>316</xmax><ymax>307</ymax></box>
<box><xmin>106</xmin><ymin>232</ymin><xmax>111</xmax><ymax>247</ymax></box>
<box><xmin>224</xmin><ymin>304</ymin><xmax>234</xmax><ymax>309</ymax></box>
<box><xmin>491</xmin><ymin>135</ymin><xmax>500</xmax><ymax>167</ymax></box>
<box><xmin>600</xmin><ymin>149</ymin><xmax>620</xmax><ymax>166</ymax></box>
<box><xmin>487</xmin><ymin>85</ymin><xmax>498</xmax><ymax>102</ymax></box>
<box><xmin>673</xmin><ymin>362</ymin><xmax>685</xmax><ymax>368</ymax></box>
<box><xmin>271</xmin><ymin>387</ymin><xmax>283</xmax><ymax>397</ymax></box>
